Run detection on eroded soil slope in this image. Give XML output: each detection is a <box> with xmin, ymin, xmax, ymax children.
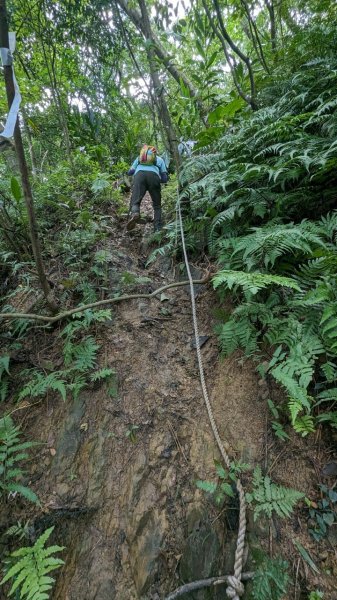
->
<box><xmin>1</xmin><ymin>197</ymin><xmax>336</xmax><ymax>600</ymax></box>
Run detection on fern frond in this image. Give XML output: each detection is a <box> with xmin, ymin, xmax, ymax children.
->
<box><xmin>72</xmin><ymin>337</ymin><xmax>99</xmax><ymax>371</ymax></box>
<box><xmin>293</xmin><ymin>415</ymin><xmax>316</xmax><ymax>436</ymax></box>
<box><xmin>1</xmin><ymin>526</ymin><xmax>64</xmax><ymax>599</ymax></box>
<box><xmin>246</xmin><ymin>466</ymin><xmax>304</xmax><ymax>521</ymax></box>
<box><xmin>0</xmin><ymin>355</ymin><xmax>10</xmax><ymax>379</ymax></box>
<box><xmin>213</xmin><ymin>270</ymin><xmax>301</xmax><ymax>295</ymax></box>
<box><xmin>0</xmin><ymin>417</ymin><xmax>38</xmax><ymax>504</ymax></box>
<box><xmin>18</xmin><ymin>372</ymin><xmax>67</xmax><ymax>402</ymax></box>
<box><xmin>252</xmin><ymin>556</ymin><xmax>289</xmax><ymax>600</ymax></box>
<box><xmin>90</xmin><ymin>368</ymin><xmax>115</xmax><ymax>381</ymax></box>
<box><xmin>217</xmin><ymin>317</ymin><xmax>258</xmax><ymax>357</ymax></box>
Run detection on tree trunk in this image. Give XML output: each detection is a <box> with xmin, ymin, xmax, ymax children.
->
<box><xmin>240</xmin><ymin>0</ymin><xmax>270</xmax><ymax>74</ymax></box>
<box><xmin>114</xmin><ymin>0</ymin><xmax>206</xmax><ymax>119</ymax></box>
<box><xmin>138</xmin><ymin>0</ymin><xmax>180</xmax><ymax>172</ymax></box>
<box><xmin>202</xmin><ymin>0</ymin><xmax>256</xmax><ymax>110</ymax></box>
<box><xmin>0</xmin><ymin>0</ymin><xmax>58</xmax><ymax>312</ymax></box>
<box><xmin>21</xmin><ymin>105</ymin><xmax>38</xmax><ymax>175</ymax></box>
<box><xmin>40</xmin><ymin>39</ymin><xmax>73</xmax><ymax>163</ymax></box>
<box><xmin>212</xmin><ymin>0</ymin><xmax>257</xmax><ymax>110</ymax></box>
<box><xmin>265</xmin><ymin>0</ymin><xmax>277</xmax><ymax>52</ymax></box>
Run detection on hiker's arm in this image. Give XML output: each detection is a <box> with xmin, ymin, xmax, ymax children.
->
<box><xmin>127</xmin><ymin>158</ymin><xmax>138</xmax><ymax>176</ymax></box>
<box><xmin>159</xmin><ymin>158</ymin><xmax>168</xmax><ymax>183</ymax></box>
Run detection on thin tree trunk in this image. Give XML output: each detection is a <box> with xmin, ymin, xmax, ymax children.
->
<box><xmin>0</xmin><ymin>0</ymin><xmax>58</xmax><ymax>312</ymax></box>
<box><xmin>114</xmin><ymin>0</ymin><xmax>206</xmax><ymax>118</ymax></box>
<box><xmin>40</xmin><ymin>39</ymin><xmax>73</xmax><ymax>162</ymax></box>
<box><xmin>240</xmin><ymin>0</ymin><xmax>270</xmax><ymax>73</ymax></box>
<box><xmin>21</xmin><ymin>105</ymin><xmax>38</xmax><ymax>175</ymax></box>
<box><xmin>211</xmin><ymin>0</ymin><xmax>258</xmax><ymax>110</ymax></box>
<box><xmin>265</xmin><ymin>0</ymin><xmax>277</xmax><ymax>52</ymax></box>
<box><xmin>201</xmin><ymin>0</ymin><xmax>254</xmax><ymax>109</ymax></box>
<box><xmin>138</xmin><ymin>0</ymin><xmax>180</xmax><ymax>171</ymax></box>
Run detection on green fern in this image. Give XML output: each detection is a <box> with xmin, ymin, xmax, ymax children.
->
<box><xmin>217</xmin><ymin>317</ymin><xmax>258</xmax><ymax>357</ymax></box>
<box><xmin>18</xmin><ymin>372</ymin><xmax>67</xmax><ymax>402</ymax></box>
<box><xmin>0</xmin><ymin>416</ymin><xmax>39</xmax><ymax>504</ymax></box>
<box><xmin>196</xmin><ymin>460</ymin><xmax>249</xmax><ymax>504</ymax></box>
<box><xmin>0</xmin><ymin>355</ymin><xmax>10</xmax><ymax>402</ymax></box>
<box><xmin>246</xmin><ymin>466</ymin><xmax>304</xmax><ymax>521</ymax></box>
<box><xmin>292</xmin><ymin>414</ymin><xmax>316</xmax><ymax>436</ymax></box>
<box><xmin>212</xmin><ymin>270</ymin><xmax>301</xmax><ymax>296</ymax></box>
<box><xmin>252</xmin><ymin>556</ymin><xmax>289</xmax><ymax>600</ymax></box>
<box><xmin>1</xmin><ymin>526</ymin><xmax>64</xmax><ymax>599</ymax></box>
<box><xmin>69</xmin><ymin>337</ymin><xmax>99</xmax><ymax>372</ymax></box>
<box><xmin>0</xmin><ymin>355</ymin><xmax>10</xmax><ymax>379</ymax></box>
<box><xmin>90</xmin><ymin>368</ymin><xmax>115</xmax><ymax>381</ymax></box>
<box><xmin>231</xmin><ymin>225</ymin><xmax>326</xmax><ymax>269</ymax></box>
<box><xmin>320</xmin><ymin>303</ymin><xmax>337</xmax><ymax>353</ymax></box>
<box><xmin>5</xmin><ymin>521</ymin><xmax>31</xmax><ymax>541</ymax></box>
<box><xmin>61</xmin><ymin>310</ymin><xmax>112</xmax><ymax>341</ymax></box>
<box><xmin>158</xmin><ymin>57</ymin><xmax>337</xmax><ymax>437</ymax></box>
<box><xmin>90</xmin><ymin>368</ymin><xmax>117</xmax><ymax>397</ymax></box>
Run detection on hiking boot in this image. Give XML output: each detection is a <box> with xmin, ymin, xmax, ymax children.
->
<box><xmin>153</xmin><ymin>208</ymin><xmax>162</xmax><ymax>232</ymax></box>
<box><xmin>126</xmin><ymin>212</ymin><xmax>140</xmax><ymax>231</ymax></box>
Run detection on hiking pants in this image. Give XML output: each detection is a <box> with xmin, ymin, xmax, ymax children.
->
<box><xmin>130</xmin><ymin>170</ymin><xmax>162</xmax><ymax>229</ymax></box>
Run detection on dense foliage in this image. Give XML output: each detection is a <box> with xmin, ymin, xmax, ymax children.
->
<box><xmin>178</xmin><ymin>56</ymin><xmax>337</xmax><ymax>436</ymax></box>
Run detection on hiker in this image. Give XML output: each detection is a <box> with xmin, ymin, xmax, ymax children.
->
<box><xmin>178</xmin><ymin>138</ymin><xmax>196</xmax><ymax>159</ymax></box>
<box><xmin>127</xmin><ymin>144</ymin><xmax>168</xmax><ymax>232</ymax></box>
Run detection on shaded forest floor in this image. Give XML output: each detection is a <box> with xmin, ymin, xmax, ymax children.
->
<box><xmin>1</xmin><ymin>195</ymin><xmax>337</xmax><ymax>599</ymax></box>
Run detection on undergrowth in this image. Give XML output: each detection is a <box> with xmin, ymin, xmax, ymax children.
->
<box><xmin>171</xmin><ymin>58</ymin><xmax>337</xmax><ymax>437</ymax></box>
<box><xmin>0</xmin><ymin>416</ymin><xmax>39</xmax><ymax>505</ymax></box>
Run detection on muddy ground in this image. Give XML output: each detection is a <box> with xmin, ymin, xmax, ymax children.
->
<box><xmin>1</xmin><ymin>196</ymin><xmax>336</xmax><ymax>599</ymax></box>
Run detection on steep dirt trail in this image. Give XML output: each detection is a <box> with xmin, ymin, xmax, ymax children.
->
<box><xmin>16</xmin><ymin>197</ymin><xmax>264</xmax><ymax>600</ymax></box>
<box><xmin>3</xmin><ymin>196</ymin><xmax>335</xmax><ymax>600</ymax></box>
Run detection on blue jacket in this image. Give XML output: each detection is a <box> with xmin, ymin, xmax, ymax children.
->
<box><xmin>128</xmin><ymin>156</ymin><xmax>168</xmax><ymax>182</ymax></box>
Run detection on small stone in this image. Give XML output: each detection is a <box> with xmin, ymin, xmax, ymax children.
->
<box><xmin>160</xmin><ymin>448</ymin><xmax>172</xmax><ymax>459</ymax></box>
<box><xmin>191</xmin><ymin>335</ymin><xmax>209</xmax><ymax>349</ymax></box>
<box><xmin>322</xmin><ymin>462</ymin><xmax>337</xmax><ymax>477</ymax></box>
<box><xmin>138</xmin><ymin>301</ymin><xmax>149</xmax><ymax>314</ymax></box>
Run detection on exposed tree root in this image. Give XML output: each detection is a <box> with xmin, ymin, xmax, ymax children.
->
<box><xmin>0</xmin><ymin>277</ymin><xmax>210</xmax><ymax>324</ymax></box>
<box><xmin>164</xmin><ymin>572</ymin><xmax>254</xmax><ymax>600</ymax></box>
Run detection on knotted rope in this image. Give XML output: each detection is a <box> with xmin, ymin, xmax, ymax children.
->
<box><xmin>177</xmin><ymin>198</ymin><xmax>247</xmax><ymax>600</ymax></box>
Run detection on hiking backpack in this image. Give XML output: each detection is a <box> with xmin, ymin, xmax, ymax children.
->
<box><xmin>139</xmin><ymin>145</ymin><xmax>157</xmax><ymax>166</ymax></box>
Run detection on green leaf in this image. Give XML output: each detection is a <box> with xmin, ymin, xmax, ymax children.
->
<box><xmin>6</xmin><ymin>483</ymin><xmax>39</xmax><ymax>504</ymax></box>
<box><xmin>322</xmin><ymin>512</ymin><xmax>334</xmax><ymax>526</ymax></box>
<box><xmin>0</xmin><ymin>355</ymin><xmax>10</xmax><ymax>377</ymax></box>
<box><xmin>195</xmin><ymin>479</ymin><xmax>217</xmax><ymax>494</ymax></box>
<box><xmin>10</xmin><ymin>176</ymin><xmax>22</xmax><ymax>202</ymax></box>
<box><xmin>213</xmin><ymin>270</ymin><xmax>301</xmax><ymax>295</ymax></box>
<box><xmin>208</xmin><ymin>98</ymin><xmax>245</xmax><ymax>124</ymax></box>
<box><xmin>220</xmin><ymin>482</ymin><xmax>234</xmax><ymax>497</ymax></box>
<box><xmin>293</xmin><ymin>540</ymin><xmax>320</xmax><ymax>574</ymax></box>
<box><xmin>1</xmin><ymin>526</ymin><xmax>64</xmax><ymax>598</ymax></box>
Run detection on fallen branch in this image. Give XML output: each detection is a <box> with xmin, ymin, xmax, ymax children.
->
<box><xmin>164</xmin><ymin>572</ymin><xmax>254</xmax><ymax>600</ymax></box>
<box><xmin>0</xmin><ymin>277</ymin><xmax>210</xmax><ymax>324</ymax></box>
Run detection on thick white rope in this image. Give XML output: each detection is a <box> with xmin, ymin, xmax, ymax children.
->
<box><xmin>177</xmin><ymin>198</ymin><xmax>247</xmax><ymax>600</ymax></box>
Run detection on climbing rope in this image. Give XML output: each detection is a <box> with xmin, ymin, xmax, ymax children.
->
<box><xmin>177</xmin><ymin>198</ymin><xmax>247</xmax><ymax>600</ymax></box>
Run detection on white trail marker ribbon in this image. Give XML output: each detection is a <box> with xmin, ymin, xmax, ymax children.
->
<box><xmin>1</xmin><ymin>32</ymin><xmax>22</xmax><ymax>139</ymax></box>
